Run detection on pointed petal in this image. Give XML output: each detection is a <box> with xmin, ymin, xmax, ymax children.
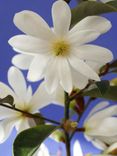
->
<box><xmin>9</xmin><ymin>35</ymin><xmax>49</xmax><ymax>54</ymax></box>
<box><xmin>30</xmin><ymin>82</ymin><xmax>52</xmax><ymax>112</ymax></box>
<box><xmin>45</xmin><ymin>57</ymin><xmax>59</xmax><ymax>93</ymax></box>
<box><xmin>68</xmin><ymin>30</ymin><xmax>100</xmax><ymax>46</ymax></box>
<box><xmin>14</xmin><ymin>10</ymin><xmax>55</xmax><ymax>40</ymax></box>
<box><xmin>71</xmin><ymin>68</ymin><xmax>88</xmax><ymax>89</ymax></box>
<box><xmin>58</xmin><ymin>58</ymin><xmax>73</xmax><ymax>93</ymax></box>
<box><xmin>68</xmin><ymin>53</ymin><xmax>100</xmax><ymax>81</ymax></box>
<box><xmin>73</xmin><ymin>141</ymin><xmax>83</xmax><ymax>156</ymax></box>
<box><xmin>77</xmin><ymin>45</ymin><xmax>113</xmax><ymax>63</ymax></box>
<box><xmin>0</xmin><ymin>118</ymin><xmax>18</xmax><ymax>143</ymax></box>
<box><xmin>27</xmin><ymin>54</ymin><xmax>50</xmax><ymax>82</ymax></box>
<box><xmin>52</xmin><ymin>0</ymin><xmax>71</xmax><ymax>36</ymax></box>
<box><xmin>12</xmin><ymin>54</ymin><xmax>33</xmax><ymax>70</ymax></box>
<box><xmin>8</xmin><ymin>66</ymin><xmax>27</xmax><ymax>100</ymax></box>
<box><xmin>70</xmin><ymin>16</ymin><xmax>111</xmax><ymax>34</ymax></box>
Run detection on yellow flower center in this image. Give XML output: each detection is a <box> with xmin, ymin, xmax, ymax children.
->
<box><xmin>52</xmin><ymin>40</ymin><xmax>70</xmax><ymax>56</ymax></box>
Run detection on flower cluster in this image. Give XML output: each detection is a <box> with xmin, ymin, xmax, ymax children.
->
<box><xmin>0</xmin><ymin>0</ymin><xmax>117</xmax><ymax>156</ymax></box>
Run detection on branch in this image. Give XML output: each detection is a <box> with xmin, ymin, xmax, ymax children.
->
<box><xmin>0</xmin><ymin>103</ymin><xmax>60</xmax><ymax>125</ymax></box>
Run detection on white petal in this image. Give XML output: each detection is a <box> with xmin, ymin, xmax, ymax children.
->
<box><xmin>85</xmin><ymin>101</ymin><xmax>109</xmax><ymax>123</ymax></box>
<box><xmin>25</xmin><ymin>86</ymin><xmax>32</xmax><ymax>104</ymax></box>
<box><xmin>71</xmin><ymin>68</ymin><xmax>88</xmax><ymax>89</ymax></box>
<box><xmin>91</xmin><ymin>138</ymin><xmax>107</xmax><ymax>150</ymax></box>
<box><xmin>86</xmin><ymin>105</ymin><xmax>117</xmax><ymax>128</ymax></box>
<box><xmin>70</xmin><ymin>16</ymin><xmax>111</xmax><ymax>34</ymax></box>
<box><xmin>73</xmin><ymin>141</ymin><xmax>83</xmax><ymax>156</ymax></box>
<box><xmin>30</xmin><ymin>82</ymin><xmax>52</xmax><ymax>112</ymax></box>
<box><xmin>68</xmin><ymin>30</ymin><xmax>100</xmax><ymax>46</ymax></box>
<box><xmin>52</xmin><ymin>85</ymin><xmax>64</xmax><ymax>106</ymax></box>
<box><xmin>12</xmin><ymin>54</ymin><xmax>33</xmax><ymax>70</ymax></box>
<box><xmin>77</xmin><ymin>45</ymin><xmax>113</xmax><ymax>63</ymax></box>
<box><xmin>34</xmin><ymin>144</ymin><xmax>50</xmax><ymax>156</ymax></box>
<box><xmin>27</xmin><ymin>54</ymin><xmax>50</xmax><ymax>82</ymax></box>
<box><xmin>0</xmin><ymin>117</ymin><xmax>18</xmax><ymax>143</ymax></box>
<box><xmin>9</xmin><ymin>35</ymin><xmax>50</xmax><ymax>54</ymax></box>
<box><xmin>8</xmin><ymin>66</ymin><xmax>27</xmax><ymax>100</ymax></box>
<box><xmin>58</xmin><ymin>57</ymin><xmax>73</xmax><ymax>93</ymax></box>
<box><xmin>16</xmin><ymin>117</ymin><xmax>31</xmax><ymax>133</ymax></box>
<box><xmin>45</xmin><ymin>57</ymin><xmax>59</xmax><ymax>93</ymax></box>
<box><xmin>91</xmin><ymin>117</ymin><xmax>117</xmax><ymax>136</ymax></box>
<box><xmin>14</xmin><ymin>10</ymin><xmax>55</xmax><ymax>40</ymax></box>
<box><xmin>68</xmin><ymin>53</ymin><xmax>100</xmax><ymax>81</ymax></box>
<box><xmin>52</xmin><ymin>0</ymin><xmax>71</xmax><ymax>36</ymax></box>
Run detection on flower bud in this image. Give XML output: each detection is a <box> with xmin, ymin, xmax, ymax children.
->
<box><xmin>110</xmin><ymin>78</ymin><xmax>117</xmax><ymax>86</ymax></box>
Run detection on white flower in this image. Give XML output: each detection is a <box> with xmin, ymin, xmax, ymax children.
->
<box><xmin>0</xmin><ymin>66</ymin><xmax>53</xmax><ymax>143</ymax></box>
<box><xmin>73</xmin><ymin>141</ymin><xmax>83</xmax><ymax>156</ymax></box>
<box><xmin>84</xmin><ymin>101</ymin><xmax>117</xmax><ymax>150</ymax></box>
<box><xmin>33</xmin><ymin>144</ymin><xmax>50</xmax><ymax>156</ymax></box>
<box><xmin>8</xmin><ymin>0</ymin><xmax>113</xmax><ymax>93</ymax></box>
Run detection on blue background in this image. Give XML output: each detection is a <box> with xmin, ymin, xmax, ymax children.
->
<box><xmin>0</xmin><ymin>0</ymin><xmax>117</xmax><ymax>155</ymax></box>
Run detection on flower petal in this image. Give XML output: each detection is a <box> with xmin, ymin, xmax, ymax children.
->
<box><xmin>70</xmin><ymin>16</ymin><xmax>111</xmax><ymax>34</ymax></box>
<box><xmin>76</xmin><ymin>45</ymin><xmax>113</xmax><ymax>63</ymax></box>
<box><xmin>30</xmin><ymin>82</ymin><xmax>52</xmax><ymax>112</ymax></box>
<box><xmin>8</xmin><ymin>66</ymin><xmax>27</xmax><ymax>100</ymax></box>
<box><xmin>45</xmin><ymin>57</ymin><xmax>59</xmax><ymax>93</ymax></box>
<box><xmin>27</xmin><ymin>54</ymin><xmax>50</xmax><ymax>82</ymax></box>
<box><xmin>52</xmin><ymin>0</ymin><xmax>71</xmax><ymax>36</ymax></box>
<box><xmin>34</xmin><ymin>144</ymin><xmax>50</xmax><ymax>156</ymax></box>
<box><xmin>12</xmin><ymin>54</ymin><xmax>33</xmax><ymax>70</ymax></box>
<box><xmin>68</xmin><ymin>53</ymin><xmax>100</xmax><ymax>81</ymax></box>
<box><xmin>71</xmin><ymin>68</ymin><xmax>88</xmax><ymax>89</ymax></box>
<box><xmin>68</xmin><ymin>30</ymin><xmax>100</xmax><ymax>46</ymax></box>
<box><xmin>73</xmin><ymin>141</ymin><xmax>83</xmax><ymax>156</ymax></box>
<box><xmin>0</xmin><ymin>117</ymin><xmax>18</xmax><ymax>143</ymax></box>
<box><xmin>9</xmin><ymin>35</ymin><xmax>50</xmax><ymax>54</ymax></box>
<box><xmin>13</xmin><ymin>10</ymin><xmax>55</xmax><ymax>40</ymax></box>
<box><xmin>58</xmin><ymin>57</ymin><xmax>73</xmax><ymax>93</ymax></box>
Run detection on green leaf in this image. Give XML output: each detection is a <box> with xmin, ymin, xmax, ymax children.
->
<box><xmin>13</xmin><ymin>125</ymin><xmax>57</xmax><ymax>156</ymax></box>
<box><xmin>0</xmin><ymin>95</ymin><xmax>14</xmax><ymax>106</ymax></box>
<box><xmin>83</xmin><ymin>82</ymin><xmax>117</xmax><ymax>101</ymax></box>
<box><xmin>96</xmin><ymin>81</ymin><xmax>110</xmax><ymax>96</ymax></box>
<box><xmin>71</xmin><ymin>1</ymin><xmax>117</xmax><ymax>27</ymax></box>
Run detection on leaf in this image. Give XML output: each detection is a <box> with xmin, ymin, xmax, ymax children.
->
<box><xmin>109</xmin><ymin>60</ymin><xmax>117</xmax><ymax>68</ymax></box>
<box><xmin>71</xmin><ymin>1</ymin><xmax>117</xmax><ymax>27</ymax></box>
<box><xmin>13</xmin><ymin>125</ymin><xmax>57</xmax><ymax>156</ymax></box>
<box><xmin>83</xmin><ymin>83</ymin><xmax>117</xmax><ymax>101</ymax></box>
<box><xmin>96</xmin><ymin>80</ymin><xmax>110</xmax><ymax>96</ymax></box>
<box><xmin>0</xmin><ymin>95</ymin><xmax>14</xmax><ymax>105</ymax></box>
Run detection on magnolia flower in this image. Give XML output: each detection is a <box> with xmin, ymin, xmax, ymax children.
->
<box><xmin>9</xmin><ymin>0</ymin><xmax>113</xmax><ymax>93</ymax></box>
<box><xmin>0</xmin><ymin>66</ymin><xmax>53</xmax><ymax>143</ymax></box>
<box><xmin>84</xmin><ymin>101</ymin><xmax>117</xmax><ymax>150</ymax></box>
<box><xmin>33</xmin><ymin>144</ymin><xmax>50</xmax><ymax>156</ymax></box>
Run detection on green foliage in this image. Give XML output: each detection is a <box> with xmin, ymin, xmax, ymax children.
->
<box><xmin>13</xmin><ymin>125</ymin><xmax>57</xmax><ymax>156</ymax></box>
<box><xmin>0</xmin><ymin>95</ymin><xmax>14</xmax><ymax>106</ymax></box>
<box><xmin>83</xmin><ymin>81</ymin><xmax>117</xmax><ymax>101</ymax></box>
<box><xmin>71</xmin><ymin>0</ymin><xmax>117</xmax><ymax>27</ymax></box>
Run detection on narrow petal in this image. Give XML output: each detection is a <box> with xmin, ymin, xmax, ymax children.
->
<box><xmin>68</xmin><ymin>30</ymin><xmax>100</xmax><ymax>46</ymax></box>
<box><xmin>58</xmin><ymin>58</ymin><xmax>73</xmax><ymax>93</ymax></box>
<box><xmin>68</xmin><ymin>54</ymin><xmax>100</xmax><ymax>81</ymax></box>
<box><xmin>52</xmin><ymin>0</ymin><xmax>71</xmax><ymax>36</ymax></box>
<box><xmin>91</xmin><ymin>138</ymin><xmax>107</xmax><ymax>150</ymax></box>
<box><xmin>76</xmin><ymin>45</ymin><xmax>113</xmax><ymax>63</ymax></box>
<box><xmin>73</xmin><ymin>141</ymin><xmax>83</xmax><ymax>156</ymax></box>
<box><xmin>70</xmin><ymin>16</ymin><xmax>111</xmax><ymax>34</ymax></box>
<box><xmin>45</xmin><ymin>57</ymin><xmax>59</xmax><ymax>93</ymax></box>
<box><xmin>14</xmin><ymin>10</ymin><xmax>55</xmax><ymax>40</ymax></box>
<box><xmin>85</xmin><ymin>101</ymin><xmax>109</xmax><ymax>123</ymax></box>
<box><xmin>0</xmin><ymin>118</ymin><xmax>18</xmax><ymax>143</ymax></box>
<box><xmin>30</xmin><ymin>82</ymin><xmax>53</xmax><ymax>112</ymax></box>
<box><xmin>9</xmin><ymin>35</ymin><xmax>50</xmax><ymax>54</ymax></box>
<box><xmin>34</xmin><ymin>144</ymin><xmax>50</xmax><ymax>156</ymax></box>
<box><xmin>71</xmin><ymin>68</ymin><xmax>88</xmax><ymax>89</ymax></box>
<box><xmin>12</xmin><ymin>54</ymin><xmax>33</xmax><ymax>70</ymax></box>
<box><xmin>8</xmin><ymin>66</ymin><xmax>27</xmax><ymax>100</ymax></box>
<box><xmin>16</xmin><ymin>117</ymin><xmax>31</xmax><ymax>133</ymax></box>
<box><xmin>27</xmin><ymin>54</ymin><xmax>50</xmax><ymax>82</ymax></box>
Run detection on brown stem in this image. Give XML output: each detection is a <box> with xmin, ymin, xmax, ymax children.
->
<box><xmin>0</xmin><ymin>103</ymin><xmax>60</xmax><ymax>125</ymax></box>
